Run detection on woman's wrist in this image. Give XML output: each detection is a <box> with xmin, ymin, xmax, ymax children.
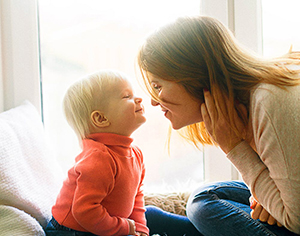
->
<box><xmin>222</xmin><ymin>139</ymin><xmax>243</xmax><ymax>154</ymax></box>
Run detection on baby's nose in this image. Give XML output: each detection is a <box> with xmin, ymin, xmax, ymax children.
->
<box><xmin>135</xmin><ymin>97</ymin><xmax>142</xmax><ymax>103</ymax></box>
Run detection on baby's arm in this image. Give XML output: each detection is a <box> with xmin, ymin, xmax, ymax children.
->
<box><xmin>127</xmin><ymin>219</ymin><xmax>137</xmax><ymax>235</ymax></box>
<box><xmin>136</xmin><ymin>232</ymin><xmax>148</xmax><ymax>236</ymax></box>
<box><xmin>72</xmin><ymin>150</ymin><xmax>130</xmax><ymax>235</ymax></box>
<box><xmin>129</xmin><ymin>183</ymin><xmax>149</xmax><ymax>235</ymax></box>
<box><xmin>128</xmin><ymin>148</ymin><xmax>149</xmax><ymax>235</ymax></box>
<box><xmin>127</xmin><ymin>219</ymin><xmax>148</xmax><ymax>236</ymax></box>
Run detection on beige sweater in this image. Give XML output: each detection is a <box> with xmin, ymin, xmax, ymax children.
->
<box><xmin>227</xmin><ymin>83</ymin><xmax>300</xmax><ymax>234</ymax></box>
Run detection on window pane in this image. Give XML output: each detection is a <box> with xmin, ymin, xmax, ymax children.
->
<box><xmin>39</xmin><ymin>0</ymin><xmax>203</xmax><ymax>192</ymax></box>
<box><xmin>262</xmin><ymin>0</ymin><xmax>300</xmax><ymax>57</ymax></box>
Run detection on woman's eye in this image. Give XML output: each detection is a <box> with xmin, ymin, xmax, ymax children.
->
<box><xmin>152</xmin><ymin>83</ymin><xmax>161</xmax><ymax>92</ymax></box>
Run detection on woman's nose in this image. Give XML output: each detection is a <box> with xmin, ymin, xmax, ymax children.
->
<box><xmin>151</xmin><ymin>99</ymin><xmax>160</xmax><ymax>106</ymax></box>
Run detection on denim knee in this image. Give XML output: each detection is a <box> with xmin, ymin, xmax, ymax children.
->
<box><xmin>186</xmin><ymin>187</ymin><xmax>215</xmax><ymax>228</ymax></box>
<box><xmin>186</xmin><ymin>182</ymin><xmax>221</xmax><ymax>220</ymax></box>
<box><xmin>186</xmin><ymin>181</ymin><xmax>251</xmax><ymax>231</ymax></box>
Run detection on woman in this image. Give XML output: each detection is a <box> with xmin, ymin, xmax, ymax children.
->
<box><xmin>137</xmin><ymin>16</ymin><xmax>300</xmax><ymax>236</ymax></box>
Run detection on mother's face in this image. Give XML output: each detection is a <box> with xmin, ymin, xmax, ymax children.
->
<box><xmin>148</xmin><ymin>75</ymin><xmax>203</xmax><ymax>130</ymax></box>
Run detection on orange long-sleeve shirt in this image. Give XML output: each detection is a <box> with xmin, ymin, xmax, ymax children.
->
<box><xmin>52</xmin><ymin>133</ymin><xmax>149</xmax><ymax>236</ymax></box>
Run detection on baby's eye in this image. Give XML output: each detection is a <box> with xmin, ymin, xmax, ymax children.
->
<box><xmin>123</xmin><ymin>94</ymin><xmax>132</xmax><ymax>99</ymax></box>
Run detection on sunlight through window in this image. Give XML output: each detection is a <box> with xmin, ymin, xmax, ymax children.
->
<box><xmin>262</xmin><ymin>0</ymin><xmax>300</xmax><ymax>57</ymax></box>
<box><xmin>39</xmin><ymin>0</ymin><xmax>203</xmax><ymax>193</ymax></box>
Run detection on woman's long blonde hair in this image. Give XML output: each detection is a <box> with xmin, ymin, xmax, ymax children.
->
<box><xmin>137</xmin><ymin>16</ymin><xmax>300</xmax><ymax>147</ymax></box>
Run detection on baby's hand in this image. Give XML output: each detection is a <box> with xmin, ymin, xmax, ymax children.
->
<box><xmin>136</xmin><ymin>232</ymin><xmax>148</xmax><ymax>236</ymax></box>
<box><xmin>249</xmin><ymin>196</ymin><xmax>282</xmax><ymax>227</ymax></box>
<box><xmin>127</xmin><ymin>219</ymin><xmax>136</xmax><ymax>235</ymax></box>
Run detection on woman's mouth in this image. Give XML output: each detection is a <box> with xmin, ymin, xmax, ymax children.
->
<box><xmin>162</xmin><ymin>109</ymin><xmax>168</xmax><ymax>116</ymax></box>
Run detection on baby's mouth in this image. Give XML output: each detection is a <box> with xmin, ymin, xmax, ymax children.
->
<box><xmin>135</xmin><ymin>108</ymin><xmax>144</xmax><ymax>113</ymax></box>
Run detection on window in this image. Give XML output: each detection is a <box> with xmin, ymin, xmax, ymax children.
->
<box><xmin>4</xmin><ymin>0</ymin><xmax>299</xmax><ymax>191</ymax></box>
<box><xmin>38</xmin><ymin>0</ymin><xmax>203</xmax><ymax>192</ymax></box>
<box><xmin>262</xmin><ymin>0</ymin><xmax>300</xmax><ymax>57</ymax></box>
<box><xmin>3</xmin><ymin>0</ymin><xmax>258</xmax><ymax>190</ymax></box>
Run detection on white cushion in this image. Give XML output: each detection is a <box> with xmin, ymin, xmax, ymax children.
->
<box><xmin>0</xmin><ymin>205</ymin><xmax>45</xmax><ymax>236</ymax></box>
<box><xmin>0</xmin><ymin>101</ymin><xmax>63</xmax><ymax>233</ymax></box>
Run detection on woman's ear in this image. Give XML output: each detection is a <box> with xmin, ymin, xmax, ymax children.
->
<box><xmin>90</xmin><ymin>111</ymin><xmax>110</xmax><ymax>128</ymax></box>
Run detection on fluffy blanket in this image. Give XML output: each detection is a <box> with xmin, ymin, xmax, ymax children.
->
<box><xmin>144</xmin><ymin>191</ymin><xmax>191</xmax><ymax>216</ymax></box>
<box><xmin>0</xmin><ymin>101</ymin><xmax>63</xmax><ymax>235</ymax></box>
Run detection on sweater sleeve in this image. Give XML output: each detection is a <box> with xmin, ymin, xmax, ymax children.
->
<box><xmin>72</xmin><ymin>150</ymin><xmax>129</xmax><ymax>236</ymax></box>
<box><xmin>129</xmin><ymin>147</ymin><xmax>149</xmax><ymax>235</ymax></box>
<box><xmin>227</xmin><ymin>84</ymin><xmax>300</xmax><ymax>234</ymax></box>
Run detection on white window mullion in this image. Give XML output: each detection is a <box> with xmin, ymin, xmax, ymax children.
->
<box><xmin>0</xmin><ymin>0</ymin><xmax>41</xmax><ymax>113</ymax></box>
<box><xmin>234</xmin><ymin>0</ymin><xmax>263</xmax><ymax>54</ymax></box>
<box><xmin>200</xmin><ymin>0</ymin><xmax>231</xmax><ymax>26</ymax></box>
<box><xmin>0</xmin><ymin>0</ymin><xmax>4</xmax><ymax>112</ymax></box>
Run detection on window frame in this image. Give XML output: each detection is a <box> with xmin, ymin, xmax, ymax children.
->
<box><xmin>0</xmin><ymin>0</ymin><xmax>42</xmax><ymax>113</ymax></box>
<box><xmin>0</xmin><ymin>0</ymin><xmax>262</xmax><ymax>182</ymax></box>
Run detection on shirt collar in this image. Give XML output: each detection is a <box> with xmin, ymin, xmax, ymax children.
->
<box><xmin>84</xmin><ymin>133</ymin><xmax>134</xmax><ymax>156</ymax></box>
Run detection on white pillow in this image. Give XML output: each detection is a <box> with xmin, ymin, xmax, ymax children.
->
<box><xmin>0</xmin><ymin>205</ymin><xmax>45</xmax><ymax>236</ymax></box>
<box><xmin>0</xmin><ymin>101</ymin><xmax>63</xmax><ymax>233</ymax></box>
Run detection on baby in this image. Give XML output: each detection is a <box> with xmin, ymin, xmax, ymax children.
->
<box><xmin>45</xmin><ymin>70</ymin><xmax>149</xmax><ymax>236</ymax></box>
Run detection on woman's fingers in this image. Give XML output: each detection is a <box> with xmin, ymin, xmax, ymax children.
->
<box><xmin>203</xmin><ymin>89</ymin><xmax>217</xmax><ymax>123</ymax></box>
<box><xmin>251</xmin><ymin>203</ymin><xmax>263</xmax><ymax>220</ymax></box>
<box><xmin>201</xmin><ymin>103</ymin><xmax>210</xmax><ymax>128</ymax></box>
<box><xmin>249</xmin><ymin>196</ymin><xmax>257</xmax><ymax>210</ymax></box>
<box><xmin>251</xmin><ymin>202</ymin><xmax>269</xmax><ymax>222</ymax></box>
<box><xmin>258</xmin><ymin>208</ymin><xmax>271</xmax><ymax>222</ymax></box>
<box><xmin>267</xmin><ymin>215</ymin><xmax>277</xmax><ymax>225</ymax></box>
<box><xmin>202</xmin><ymin>89</ymin><xmax>245</xmax><ymax>153</ymax></box>
<box><xmin>250</xmin><ymin>201</ymin><xmax>283</xmax><ymax>227</ymax></box>
<box><xmin>201</xmin><ymin>90</ymin><xmax>215</xmax><ymax>137</ymax></box>
<box><xmin>237</xmin><ymin>102</ymin><xmax>247</xmax><ymax>120</ymax></box>
<box><xmin>277</xmin><ymin>221</ymin><xmax>283</xmax><ymax>227</ymax></box>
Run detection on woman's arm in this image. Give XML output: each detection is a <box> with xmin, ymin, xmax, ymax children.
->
<box><xmin>202</xmin><ymin>85</ymin><xmax>300</xmax><ymax>234</ymax></box>
<box><xmin>229</xmin><ymin>85</ymin><xmax>300</xmax><ymax>234</ymax></box>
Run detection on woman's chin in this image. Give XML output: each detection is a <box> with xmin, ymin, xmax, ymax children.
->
<box><xmin>170</xmin><ymin>122</ymin><xmax>184</xmax><ymax>130</ymax></box>
<box><xmin>171</xmin><ymin>120</ymin><xmax>201</xmax><ymax>130</ymax></box>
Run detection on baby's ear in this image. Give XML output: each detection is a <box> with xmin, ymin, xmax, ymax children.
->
<box><xmin>90</xmin><ymin>111</ymin><xmax>110</xmax><ymax>128</ymax></box>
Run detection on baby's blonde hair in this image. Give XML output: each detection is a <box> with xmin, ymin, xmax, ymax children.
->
<box><xmin>63</xmin><ymin>70</ymin><xmax>127</xmax><ymax>140</ymax></box>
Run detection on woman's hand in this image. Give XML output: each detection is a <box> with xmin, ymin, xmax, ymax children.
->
<box><xmin>249</xmin><ymin>196</ymin><xmax>282</xmax><ymax>227</ymax></box>
<box><xmin>201</xmin><ymin>89</ymin><xmax>247</xmax><ymax>154</ymax></box>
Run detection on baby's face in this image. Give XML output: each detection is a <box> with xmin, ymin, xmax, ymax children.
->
<box><xmin>100</xmin><ymin>78</ymin><xmax>146</xmax><ymax>136</ymax></box>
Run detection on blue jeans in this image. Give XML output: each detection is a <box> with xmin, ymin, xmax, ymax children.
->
<box><xmin>45</xmin><ymin>217</ymin><xmax>133</xmax><ymax>236</ymax></box>
<box><xmin>186</xmin><ymin>181</ymin><xmax>298</xmax><ymax>236</ymax></box>
<box><xmin>45</xmin><ymin>217</ymin><xmax>97</xmax><ymax>236</ymax></box>
<box><xmin>145</xmin><ymin>205</ymin><xmax>202</xmax><ymax>236</ymax></box>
